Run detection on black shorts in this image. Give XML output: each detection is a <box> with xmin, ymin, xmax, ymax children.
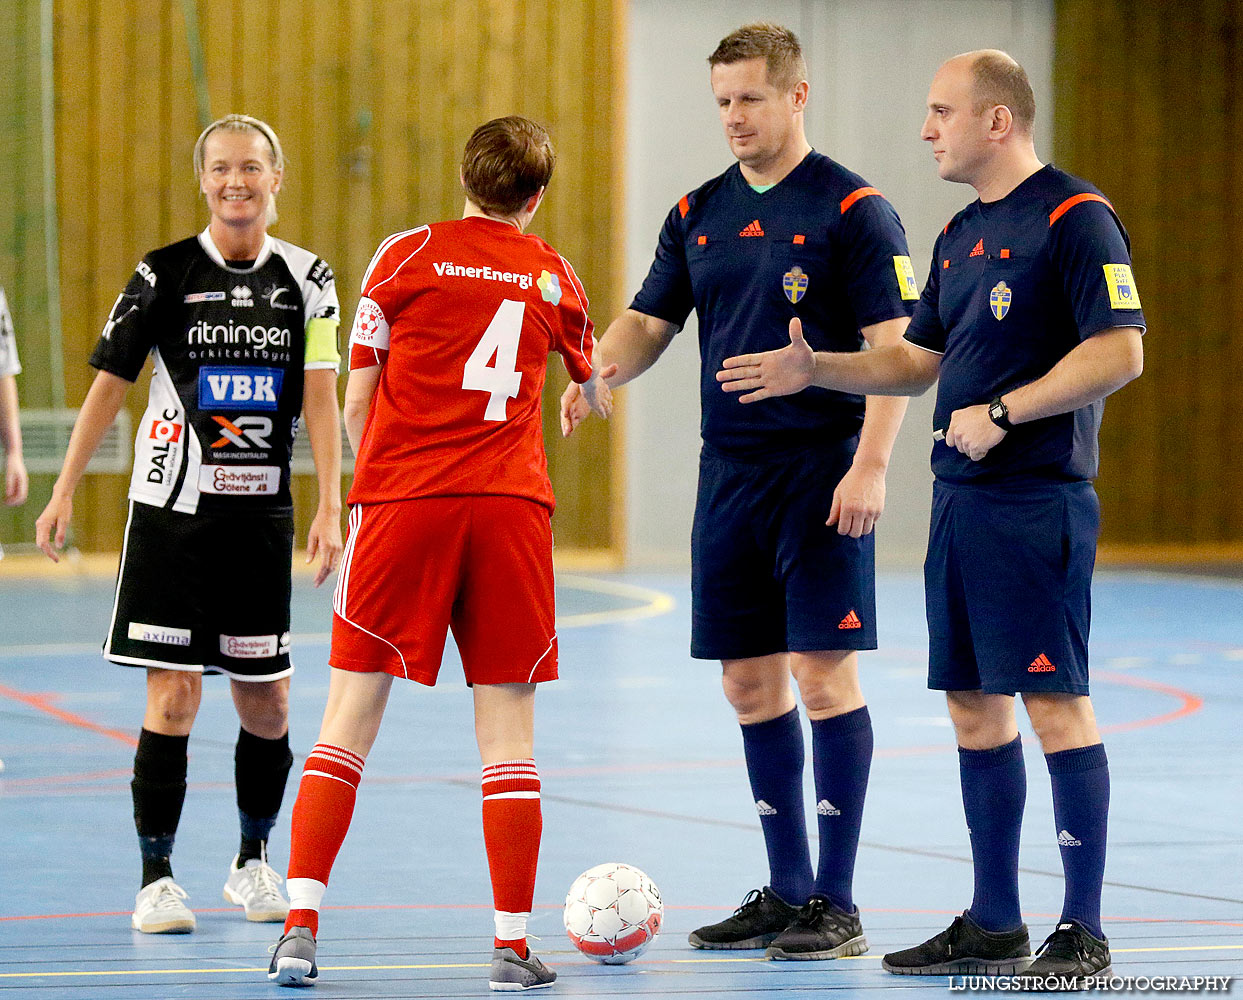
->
<box><xmin>925</xmin><ymin>479</ymin><xmax>1099</xmax><ymax>695</ymax></box>
<box><xmin>105</xmin><ymin>500</ymin><xmax>295</xmax><ymax>680</ymax></box>
<box><xmin>690</xmin><ymin>441</ymin><xmax>877</xmax><ymax>660</ymax></box>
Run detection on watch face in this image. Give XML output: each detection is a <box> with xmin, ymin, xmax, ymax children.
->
<box><xmin>989</xmin><ymin>402</ymin><xmax>1004</xmax><ymax>420</ymax></box>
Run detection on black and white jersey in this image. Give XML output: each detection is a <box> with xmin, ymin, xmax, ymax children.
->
<box><xmin>90</xmin><ymin>229</ymin><xmax>340</xmax><ymax>515</ymax></box>
<box><xmin>0</xmin><ymin>286</ymin><xmax>20</xmax><ymax>377</ymax></box>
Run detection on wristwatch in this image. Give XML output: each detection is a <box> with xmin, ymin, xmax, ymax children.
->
<box><xmin>987</xmin><ymin>395</ymin><xmax>1013</xmax><ymax>431</ymax></box>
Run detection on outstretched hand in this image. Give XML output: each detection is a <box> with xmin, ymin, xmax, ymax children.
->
<box><xmin>581</xmin><ymin>363</ymin><xmax>619</xmax><ymax>420</ymax></box>
<box><xmin>716</xmin><ymin>317</ymin><xmax>815</xmax><ymax>403</ymax></box>
<box><xmin>560</xmin><ymin>363</ymin><xmax>619</xmax><ymax>436</ymax></box>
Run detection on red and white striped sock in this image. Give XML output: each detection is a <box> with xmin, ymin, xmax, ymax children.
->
<box><xmin>284</xmin><ymin>743</ymin><xmax>366</xmax><ymax>937</ymax></box>
<box><xmin>482</xmin><ymin>759</ymin><xmax>542</xmax><ymax>958</ymax></box>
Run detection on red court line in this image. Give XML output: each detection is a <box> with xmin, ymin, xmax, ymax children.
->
<box><xmin>1095</xmin><ymin>670</ymin><xmax>1204</xmax><ymax>734</ymax></box>
<box><xmin>2</xmin><ymin>768</ymin><xmax>133</xmax><ymax>788</ymax></box>
<box><xmin>0</xmin><ymin>683</ymin><xmax>137</xmax><ymax>747</ymax></box>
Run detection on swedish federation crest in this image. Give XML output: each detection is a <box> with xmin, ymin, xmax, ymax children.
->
<box><xmin>989</xmin><ymin>280</ymin><xmax>1012</xmax><ymax>320</ymax></box>
<box><xmin>783</xmin><ymin>265</ymin><xmax>809</xmax><ymax>304</ymax></box>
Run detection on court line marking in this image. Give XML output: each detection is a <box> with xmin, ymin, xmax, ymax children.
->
<box><xmin>0</xmin><ymin>682</ymin><xmax>137</xmax><ymax>747</ymax></box>
<box><xmin>0</xmin><ymin>577</ymin><xmax>677</xmax><ymax>661</ymax></box>
<box><xmin>2</xmin><ymin>945</ymin><xmax>1241</xmax><ymax>980</ymax></box>
<box><xmin>1095</xmin><ymin>670</ymin><xmax>1204</xmax><ymax>734</ymax></box>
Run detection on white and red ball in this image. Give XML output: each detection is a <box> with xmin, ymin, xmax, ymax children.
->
<box><xmin>563</xmin><ymin>863</ymin><xmax>663</xmax><ymax>964</ymax></box>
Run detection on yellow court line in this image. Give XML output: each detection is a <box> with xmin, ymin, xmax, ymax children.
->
<box><xmin>4</xmin><ymin>945</ymin><xmax>1241</xmax><ymax>980</ymax></box>
<box><xmin>554</xmin><ymin>573</ymin><xmax>677</xmax><ymax>628</ymax></box>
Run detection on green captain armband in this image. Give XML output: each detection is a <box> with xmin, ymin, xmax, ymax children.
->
<box><xmin>304</xmin><ymin>317</ymin><xmax>341</xmax><ymax>368</ymax></box>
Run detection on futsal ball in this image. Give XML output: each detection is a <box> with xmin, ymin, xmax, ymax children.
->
<box><xmin>563</xmin><ymin>862</ymin><xmax>663</xmax><ymax>964</ymax></box>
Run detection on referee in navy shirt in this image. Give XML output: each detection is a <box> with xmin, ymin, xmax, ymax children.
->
<box><xmin>718</xmin><ymin>50</ymin><xmax>1143</xmax><ymax>988</ymax></box>
<box><xmin>563</xmin><ymin>22</ymin><xmax>918</xmax><ymax>960</ymax></box>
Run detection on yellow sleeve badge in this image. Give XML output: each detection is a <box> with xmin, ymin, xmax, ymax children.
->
<box><xmin>1103</xmin><ymin>264</ymin><xmax>1141</xmax><ymax>310</ymax></box>
<box><xmin>893</xmin><ymin>256</ymin><xmax>920</xmax><ymax>301</ymax></box>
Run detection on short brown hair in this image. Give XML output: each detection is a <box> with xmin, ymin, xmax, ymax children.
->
<box><xmin>708</xmin><ymin>22</ymin><xmax>807</xmax><ymax>92</ymax></box>
<box><xmin>461</xmin><ymin>116</ymin><xmax>555</xmax><ymax>217</ymax></box>
<box><xmin>970</xmin><ymin>51</ymin><xmax>1036</xmax><ymax>133</ymax></box>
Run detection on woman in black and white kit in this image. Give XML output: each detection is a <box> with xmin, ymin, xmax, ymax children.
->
<box><xmin>36</xmin><ymin>114</ymin><xmax>343</xmax><ymax>934</ymax></box>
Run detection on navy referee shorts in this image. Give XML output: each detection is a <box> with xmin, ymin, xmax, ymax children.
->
<box><xmin>690</xmin><ymin>441</ymin><xmax>877</xmax><ymax>661</ymax></box>
<box><xmin>925</xmin><ymin>479</ymin><xmax>1099</xmax><ymax>695</ymax></box>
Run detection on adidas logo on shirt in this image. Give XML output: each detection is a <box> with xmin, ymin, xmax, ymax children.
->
<box><xmin>755</xmin><ymin>799</ymin><xmax>778</xmax><ymax>816</ymax></box>
<box><xmin>739</xmin><ymin>219</ymin><xmax>765</xmax><ymax>237</ymax></box>
<box><xmin>816</xmin><ymin>799</ymin><xmax>841</xmax><ymax>816</ymax></box>
<box><xmin>969</xmin><ymin>238</ymin><xmax>985</xmax><ymax>257</ymax></box>
<box><xmin>1057</xmin><ymin>829</ymin><xmax>1082</xmax><ymax>847</ymax></box>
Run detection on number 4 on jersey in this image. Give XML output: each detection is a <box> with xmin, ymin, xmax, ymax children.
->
<box><xmin>462</xmin><ymin>299</ymin><xmax>525</xmax><ymax>421</ymax></box>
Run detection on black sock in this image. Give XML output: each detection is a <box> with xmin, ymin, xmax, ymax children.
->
<box><xmin>132</xmin><ymin>729</ymin><xmax>190</xmax><ymax>888</ymax></box>
<box><xmin>235</xmin><ymin>727</ymin><xmax>293</xmax><ymax>861</ymax></box>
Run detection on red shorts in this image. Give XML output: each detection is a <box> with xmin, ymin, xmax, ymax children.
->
<box><xmin>330</xmin><ymin>495</ymin><xmax>558</xmax><ymax>686</ymax></box>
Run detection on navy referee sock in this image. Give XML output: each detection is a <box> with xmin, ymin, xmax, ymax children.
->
<box><xmin>740</xmin><ymin>707</ymin><xmax>813</xmax><ymax>905</ymax></box>
<box><xmin>959</xmin><ymin>735</ymin><xmax>1026</xmax><ymax>932</ymax></box>
<box><xmin>809</xmin><ymin>706</ymin><xmax>873</xmax><ymax>911</ymax></box>
<box><xmin>1047</xmin><ymin>743</ymin><xmax>1109</xmax><ymax>940</ymax></box>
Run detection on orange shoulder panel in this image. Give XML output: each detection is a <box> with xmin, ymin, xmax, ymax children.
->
<box><xmin>840</xmin><ymin>186</ymin><xmax>882</xmax><ymax>215</ymax></box>
<box><xmin>1048</xmin><ymin>192</ymin><xmax>1113</xmax><ymax>227</ymax></box>
<box><xmin>678</xmin><ymin>195</ymin><xmax>690</xmax><ymax>218</ymax></box>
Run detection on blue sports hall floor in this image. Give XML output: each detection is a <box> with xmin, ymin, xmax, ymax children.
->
<box><xmin>1</xmin><ymin>563</ymin><xmax>1240</xmax><ymax>998</ymax></box>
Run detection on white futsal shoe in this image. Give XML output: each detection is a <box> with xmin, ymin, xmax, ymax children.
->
<box><xmin>132</xmin><ymin>876</ymin><xmax>196</xmax><ymax>933</ymax></box>
<box><xmin>223</xmin><ymin>852</ymin><xmax>290</xmax><ymax>922</ymax></box>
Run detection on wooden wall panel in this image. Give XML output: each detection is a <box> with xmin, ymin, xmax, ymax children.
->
<box><xmin>0</xmin><ymin>0</ymin><xmax>48</xmax><ymax>548</ymax></box>
<box><xmin>3</xmin><ymin>0</ymin><xmax>623</xmax><ymax>555</ymax></box>
<box><xmin>1055</xmin><ymin>0</ymin><xmax>1243</xmax><ymax>548</ymax></box>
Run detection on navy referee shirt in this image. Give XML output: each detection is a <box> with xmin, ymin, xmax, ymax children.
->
<box><xmin>905</xmin><ymin>165</ymin><xmax>1146</xmax><ymax>485</ymax></box>
<box><xmin>631</xmin><ymin>151</ymin><xmax>918</xmax><ymax>459</ymax></box>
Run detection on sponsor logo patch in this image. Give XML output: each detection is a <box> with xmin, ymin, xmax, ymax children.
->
<box><xmin>265</xmin><ymin>286</ymin><xmax>300</xmax><ymax>310</ymax></box>
<box><xmin>537</xmin><ymin>270</ymin><xmax>562</xmax><ymax>305</ymax></box>
<box><xmin>198</xmin><ymin>464</ymin><xmax>280</xmax><ymax>495</ymax></box>
<box><xmin>990</xmin><ymin>280</ymin><xmax>1012</xmax><ymax>320</ymax></box>
<box><xmin>220</xmin><ymin>634</ymin><xmax>279</xmax><ymax>659</ymax></box>
<box><xmin>783</xmin><ymin>265</ymin><xmax>808</xmax><ymax>304</ymax></box>
<box><xmin>184</xmin><ymin>291</ymin><xmax>227</xmax><ymax>304</ymax></box>
<box><xmin>148</xmin><ymin>416</ymin><xmax>182</xmax><ymax>443</ymax></box>
<box><xmin>352</xmin><ymin>298</ymin><xmax>387</xmax><ymax>345</ymax></box>
<box><xmin>1103</xmin><ymin>263</ymin><xmax>1141</xmax><ymax>309</ymax></box>
<box><xmin>128</xmin><ymin>621</ymin><xmax>191</xmax><ymax>646</ymax></box>
<box><xmin>307</xmin><ymin>258</ymin><xmax>334</xmax><ymax>289</ymax></box>
<box><xmin>187</xmin><ymin>319</ymin><xmax>291</xmax><ymax>350</ymax></box>
<box><xmin>198</xmin><ymin>367</ymin><xmax>283</xmax><ymax>411</ymax></box>
<box><xmin>146</xmin><ymin>408</ymin><xmax>182</xmax><ymax>484</ymax></box>
<box><xmin>210</xmin><ymin>415</ymin><xmax>273</xmax><ymax>450</ymax></box>
<box><xmin>893</xmin><ymin>255</ymin><xmax>920</xmax><ymax>300</ymax></box>
<box><xmin>431</xmin><ymin>261</ymin><xmax>534</xmax><ymax>290</ymax></box>
<box><xmin>231</xmin><ymin>285</ymin><xmax>254</xmax><ymax>307</ymax></box>
<box><xmin>136</xmin><ymin>261</ymin><xmax>157</xmax><ymax>287</ymax></box>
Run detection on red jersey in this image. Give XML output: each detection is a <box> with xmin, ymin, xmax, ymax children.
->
<box><xmin>347</xmin><ymin>217</ymin><xmax>594</xmax><ymax>510</ymax></box>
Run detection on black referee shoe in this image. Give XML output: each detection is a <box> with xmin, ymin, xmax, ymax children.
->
<box><xmin>765</xmin><ymin>896</ymin><xmax>868</xmax><ymax>960</ymax></box>
<box><xmin>688</xmin><ymin>887</ymin><xmax>800</xmax><ymax>950</ymax></box>
<box><xmin>1016</xmin><ymin>922</ymin><xmax>1111</xmax><ymax>990</ymax></box>
<box><xmin>882</xmin><ymin>911</ymin><xmax>1032</xmax><ymax>975</ymax></box>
